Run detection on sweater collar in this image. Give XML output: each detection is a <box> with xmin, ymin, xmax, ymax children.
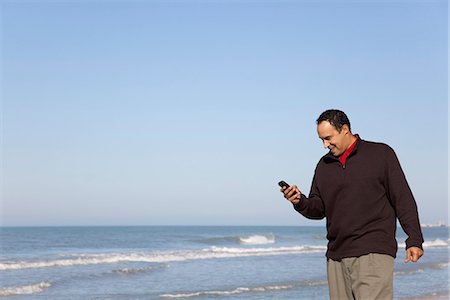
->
<box><xmin>325</xmin><ymin>134</ymin><xmax>361</xmax><ymax>161</ymax></box>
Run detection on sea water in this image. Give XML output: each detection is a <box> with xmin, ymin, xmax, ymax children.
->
<box><xmin>0</xmin><ymin>226</ymin><xmax>448</xmax><ymax>299</ymax></box>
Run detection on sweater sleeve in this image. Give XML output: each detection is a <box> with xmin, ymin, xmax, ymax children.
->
<box><xmin>385</xmin><ymin>146</ymin><xmax>424</xmax><ymax>250</ymax></box>
<box><xmin>293</xmin><ymin>170</ymin><xmax>326</xmax><ymax>220</ymax></box>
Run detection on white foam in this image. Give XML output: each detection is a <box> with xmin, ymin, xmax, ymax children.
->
<box><xmin>0</xmin><ymin>245</ymin><xmax>326</xmax><ymax>271</ymax></box>
<box><xmin>0</xmin><ymin>255</ymin><xmax>144</xmax><ymax>270</ymax></box>
<box><xmin>112</xmin><ymin>266</ymin><xmax>153</xmax><ymax>274</ymax></box>
<box><xmin>209</xmin><ymin>245</ymin><xmax>326</xmax><ymax>255</ymax></box>
<box><xmin>423</xmin><ymin>239</ymin><xmax>449</xmax><ymax>248</ymax></box>
<box><xmin>160</xmin><ymin>284</ymin><xmax>293</xmax><ymax>298</ymax></box>
<box><xmin>239</xmin><ymin>234</ymin><xmax>275</xmax><ymax>245</ymax></box>
<box><xmin>305</xmin><ymin>280</ymin><xmax>328</xmax><ymax>286</ymax></box>
<box><xmin>394</xmin><ymin>269</ymin><xmax>424</xmax><ymax>276</ymax></box>
<box><xmin>398</xmin><ymin>238</ymin><xmax>449</xmax><ymax>249</ymax></box>
<box><xmin>0</xmin><ymin>282</ymin><xmax>51</xmax><ymax>296</ymax></box>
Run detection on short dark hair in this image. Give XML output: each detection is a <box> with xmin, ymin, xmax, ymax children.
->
<box><xmin>316</xmin><ymin>109</ymin><xmax>351</xmax><ymax>132</ymax></box>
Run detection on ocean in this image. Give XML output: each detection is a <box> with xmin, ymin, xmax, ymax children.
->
<box><xmin>0</xmin><ymin>226</ymin><xmax>448</xmax><ymax>299</ymax></box>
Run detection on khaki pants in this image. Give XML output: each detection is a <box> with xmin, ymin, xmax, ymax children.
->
<box><xmin>327</xmin><ymin>253</ymin><xmax>394</xmax><ymax>300</ymax></box>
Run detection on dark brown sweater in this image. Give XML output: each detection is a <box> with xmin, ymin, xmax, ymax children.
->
<box><xmin>294</xmin><ymin>138</ymin><xmax>424</xmax><ymax>260</ymax></box>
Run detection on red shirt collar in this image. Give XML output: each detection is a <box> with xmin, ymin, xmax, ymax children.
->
<box><xmin>339</xmin><ymin>134</ymin><xmax>359</xmax><ymax>166</ymax></box>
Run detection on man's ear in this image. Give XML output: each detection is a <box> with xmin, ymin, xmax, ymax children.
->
<box><xmin>341</xmin><ymin>124</ymin><xmax>350</xmax><ymax>135</ymax></box>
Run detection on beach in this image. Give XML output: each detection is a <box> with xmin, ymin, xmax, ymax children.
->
<box><xmin>0</xmin><ymin>226</ymin><xmax>448</xmax><ymax>299</ymax></box>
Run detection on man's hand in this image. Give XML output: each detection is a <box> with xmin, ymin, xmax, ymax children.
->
<box><xmin>280</xmin><ymin>185</ymin><xmax>301</xmax><ymax>205</ymax></box>
<box><xmin>405</xmin><ymin>246</ymin><xmax>424</xmax><ymax>263</ymax></box>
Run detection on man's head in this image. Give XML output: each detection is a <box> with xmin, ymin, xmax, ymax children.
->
<box><xmin>316</xmin><ymin>109</ymin><xmax>354</xmax><ymax>157</ymax></box>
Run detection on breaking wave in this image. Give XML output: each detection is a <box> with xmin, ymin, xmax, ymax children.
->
<box><xmin>398</xmin><ymin>238</ymin><xmax>449</xmax><ymax>249</ymax></box>
<box><xmin>394</xmin><ymin>261</ymin><xmax>449</xmax><ymax>277</ymax></box>
<box><xmin>160</xmin><ymin>284</ymin><xmax>293</xmax><ymax>298</ymax></box>
<box><xmin>238</xmin><ymin>234</ymin><xmax>275</xmax><ymax>245</ymax></box>
<box><xmin>0</xmin><ymin>245</ymin><xmax>326</xmax><ymax>271</ymax></box>
<box><xmin>111</xmin><ymin>265</ymin><xmax>163</xmax><ymax>275</ymax></box>
<box><xmin>160</xmin><ymin>280</ymin><xmax>328</xmax><ymax>298</ymax></box>
<box><xmin>422</xmin><ymin>239</ymin><xmax>449</xmax><ymax>248</ymax></box>
<box><xmin>196</xmin><ymin>233</ymin><xmax>276</xmax><ymax>245</ymax></box>
<box><xmin>394</xmin><ymin>269</ymin><xmax>424</xmax><ymax>276</ymax></box>
<box><xmin>0</xmin><ymin>282</ymin><xmax>51</xmax><ymax>297</ymax></box>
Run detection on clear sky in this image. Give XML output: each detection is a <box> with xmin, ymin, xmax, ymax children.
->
<box><xmin>1</xmin><ymin>0</ymin><xmax>447</xmax><ymax>226</ymax></box>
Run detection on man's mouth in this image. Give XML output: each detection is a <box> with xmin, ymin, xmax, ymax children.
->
<box><xmin>328</xmin><ymin>147</ymin><xmax>339</xmax><ymax>156</ymax></box>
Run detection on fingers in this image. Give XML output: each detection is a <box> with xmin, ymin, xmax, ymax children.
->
<box><xmin>412</xmin><ymin>248</ymin><xmax>423</xmax><ymax>262</ymax></box>
<box><xmin>404</xmin><ymin>249</ymin><xmax>412</xmax><ymax>263</ymax></box>
<box><xmin>284</xmin><ymin>186</ymin><xmax>298</xmax><ymax>199</ymax></box>
<box><xmin>405</xmin><ymin>247</ymin><xmax>424</xmax><ymax>263</ymax></box>
<box><xmin>280</xmin><ymin>185</ymin><xmax>301</xmax><ymax>203</ymax></box>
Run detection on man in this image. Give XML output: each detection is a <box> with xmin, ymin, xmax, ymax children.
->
<box><xmin>280</xmin><ymin>109</ymin><xmax>424</xmax><ymax>300</ymax></box>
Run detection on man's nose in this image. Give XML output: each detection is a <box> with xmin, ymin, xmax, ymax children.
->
<box><xmin>323</xmin><ymin>140</ymin><xmax>330</xmax><ymax>148</ymax></box>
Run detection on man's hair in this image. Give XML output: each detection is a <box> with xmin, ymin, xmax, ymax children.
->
<box><xmin>316</xmin><ymin>109</ymin><xmax>351</xmax><ymax>132</ymax></box>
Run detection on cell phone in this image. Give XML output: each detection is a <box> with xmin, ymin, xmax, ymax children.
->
<box><xmin>278</xmin><ymin>180</ymin><xmax>290</xmax><ymax>188</ymax></box>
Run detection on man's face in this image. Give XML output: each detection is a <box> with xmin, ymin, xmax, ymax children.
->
<box><xmin>317</xmin><ymin>121</ymin><xmax>349</xmax><ymax>157</ymax></box>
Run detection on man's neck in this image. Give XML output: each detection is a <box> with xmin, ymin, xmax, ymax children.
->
<box><xmin>338</xmin><ymin>134</ymin><xmax>358</xmax><ymax>164</ymax></box>
<box><xmin>345</xmin><ymin>134</ymin><xmax>357</xmax><ymax>150</ymax></box>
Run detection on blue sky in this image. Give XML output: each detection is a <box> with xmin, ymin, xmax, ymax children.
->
<box><xmin>1</xmin><ymin>0</ymin><xmax>447</xmax><ymax>226</ymax></box>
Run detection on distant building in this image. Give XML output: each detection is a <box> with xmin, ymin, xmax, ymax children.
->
<box><xmin>420</xmin><ymin>221</ymin><xmax>448</xmax><ymax>228</ymax></box>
